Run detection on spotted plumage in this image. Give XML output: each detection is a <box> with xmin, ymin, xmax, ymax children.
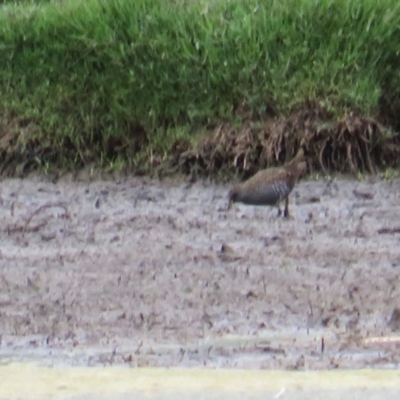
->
<box><xmin>228</xmin><ymin>149</ymin><xmax>307</xmax><ymax>218</ymax></box>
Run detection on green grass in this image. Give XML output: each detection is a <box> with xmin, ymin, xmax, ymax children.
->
<box><xmin>0</xmin><ymin>0</ymin><xmax>400</xmax><ymax>171</ymax></box>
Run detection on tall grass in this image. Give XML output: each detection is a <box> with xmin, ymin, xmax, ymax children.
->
<box><xmin>0</xmin><ymin>0</ymin><xmax>400</xmax><ymax>166</ymax></box>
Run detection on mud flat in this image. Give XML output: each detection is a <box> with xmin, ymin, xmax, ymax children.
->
<box><xmin>0</xmin><ymin>175</ymin><xmax>399</xmax><ymax>371</ymax></box>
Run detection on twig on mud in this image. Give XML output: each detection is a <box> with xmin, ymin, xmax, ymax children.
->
<box><xmin>321</xmin><ymin>177</ymin><xmax>335</xmax><ymax>196</ymax></box>
<box><xmin>308</xmin><ymin>300</ymin><xmax>314</xmax><ymax>318</ymax></box>
<box><xmin>26</xmin><ymin>221</ymin><xmax>48</xmax><ymax>233</ymax></box>
<box><xmin>261</xmin><ymin>275</ymin><xmax>267</xmax><ymax>293</ymax></box>
<box><xmin>109</xmin><ymin>346</ymin><xmax>117</xmax><ymax>364</ymax></box>
<box><xmin>23</xmin><ymin>202</ymin><xmax>70</xmax><ymax>235</ymax></box>
<box><xmin>134</xmin><ymin>340</ymin><xmax>143</xmax><ymax>354</ymax></box>
<box><xmin>1</xmin><ymin>276</ymin><xmax>10</xmax><ymax>291</ymax></box>
<box><xmin>7</xmin><ymin>222</ymin><xmax>45</xmax><ymax>235</ymax></box>
<box><xmin>377</xmin><ymin>227</ymin><xmax>400</xmax><ymax>235</ymax></box>
<box><xmin>353</xmin><ymin>189</ymin><xmax>374</xmax><ymax>200</ymax></box>
<box><xmin>307</xmin><ymin>300</ymin><xmax>314</xmax><ymax>335</ymax></box>
<box><xmin>340</xmin><ymin>270</ymin><xmax>347</xmax><ymax>282</ymax></box>
<box><xmin>178</xmin><ymin>348</ymin><xmax>186</xmax><ymax>362</ymax></box>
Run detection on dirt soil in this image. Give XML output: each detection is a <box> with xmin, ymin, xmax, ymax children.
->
<box><xmin>0</xmin><ymin>174</ymin><xmax>400</xmax><ymax>369</ymax></box>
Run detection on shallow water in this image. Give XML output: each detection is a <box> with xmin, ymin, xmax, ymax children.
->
<box><xmin>1</xmin><ymin>365</ymin><xmax>400</xmax><ymax>400</ymax></box>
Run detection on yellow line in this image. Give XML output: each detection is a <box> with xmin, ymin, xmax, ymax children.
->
<box><xmin>1</xmin><ymin>364</ymin><xmax>400</xmax><ymax>399</ymax></box>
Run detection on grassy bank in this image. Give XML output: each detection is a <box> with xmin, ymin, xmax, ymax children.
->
<box><xmin>0</xmin><ymin>0</ymin><xmax>400</xmax><ymax>177</ymax></box>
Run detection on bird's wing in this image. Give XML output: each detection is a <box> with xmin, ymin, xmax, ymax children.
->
<box><xmin>241</xmin><ymin>167</ymin><xmax>288</xmax><ymax>190</ymax></box>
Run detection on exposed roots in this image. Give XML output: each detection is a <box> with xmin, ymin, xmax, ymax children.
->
<box><xmin>1</xmin><ymin>106</ymin><xmax>400</xmax><ymax>179</ymax></box>
<box><xmin>179</xmin><ymin>108</ymin><xmax>400</xmax><ymax>178</ymax></box>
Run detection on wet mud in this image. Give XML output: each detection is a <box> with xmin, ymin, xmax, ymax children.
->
<box><xmin>0</xmin><ymin>174</ymin><xmax>400</xmax><ymax>369</ymax></box>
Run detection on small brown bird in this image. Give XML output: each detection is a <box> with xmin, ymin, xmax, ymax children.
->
<box><xmin>228</xmin><ymin>149</ymin><xmax>307</xmax><ymax>218</ymax></box>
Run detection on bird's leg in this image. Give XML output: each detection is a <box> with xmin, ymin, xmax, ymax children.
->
<box><xmin>283</xmin><ymin>197</ymin><xmax>290</xmax><ymax>218</ymax></box>
<box><xmin>276</xmin><ymin>205</ymin><xmax>282</xmax><ymax>217</ymax></box>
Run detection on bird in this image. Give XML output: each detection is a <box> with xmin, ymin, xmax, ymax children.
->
<box><xmin>227</xmin><ymin>148</ymin><xmax>307</xmax><ymax>218</ymax></box>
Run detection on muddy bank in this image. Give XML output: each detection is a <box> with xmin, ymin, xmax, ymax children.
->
<box><xmin>0</xmin><ymin>174</ymin><xmax>400</xmax><ymax>369</ymax></box>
